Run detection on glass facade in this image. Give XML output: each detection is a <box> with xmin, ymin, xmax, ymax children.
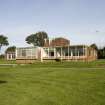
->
<box><xmin>16</xmin><ymin>47</ymin><xmax>37</xmax><ymax>59</ymax></box>
<box><xmin>55</xmin><ymin>46</ymin><xmax>84</xmax><ymax>57</ymax></box>
<box><xmin>16</xmin><ymin>46</ymin><xmax>87</xmax><ymax>59</ymax></box>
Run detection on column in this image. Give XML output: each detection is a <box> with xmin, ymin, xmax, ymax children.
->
<box><xmin>41</xmin><ymin>48</ymin><xmax>43</xmax><ymax>62</ymax></box>
<box><xmin>16</xmin><ymin>49</ymin><xmax>17</xmax><ymax>59</ymax></box>
<box><xmin>71</xmin><ymin>49</ymin><xmax>73</xmax><ymax>60</ymax></box>
<box><xmin>48</xmin><ymin>47</ymin><xmax>49</xmax><ymax>58</ymax></box>
<box><xmin>54</xmin><ymin>48</ymin><xmax>56</xmax><ymax>58</ymax></box>
<box><xmin>68</xmin><ymin>46</ymin><xmax>69</xmax><ymax>60</ymax></box>
<box><xmin>61</xmin><ymin>47</ymin><xmax>62</xmax><ymax>60</ymax></box>
<box><xmin>11</xmin><ymin>54</ymin><xmax>12</xmax><ymax>60</ymax></box>
<box><xmin>78</xmin><ymin>50</ymin><xmax>80</xmax><ymax>59</ymax></box>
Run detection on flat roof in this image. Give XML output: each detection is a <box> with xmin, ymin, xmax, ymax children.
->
<box><xmin>16</xmin><ymin>45</ymin><xmax>89</xmax><ymax>49</ymax></box>
<box><xmin>43</xmin><ymin>45</ymin><xmax>89</xmax><ymax>48</ymax></box>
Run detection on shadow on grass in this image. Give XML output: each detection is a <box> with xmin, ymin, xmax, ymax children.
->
<box><xmin>0</xmin><ymin>80</ymin><xmax>7</xmax><ymax>84</ymax></box>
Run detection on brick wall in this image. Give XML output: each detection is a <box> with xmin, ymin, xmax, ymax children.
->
<box><xmin>44</xmin><ymin>37</ymin><xmax>70</xmax><ymax>47</ymax></box>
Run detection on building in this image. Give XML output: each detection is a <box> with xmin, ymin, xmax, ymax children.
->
<box><xmin>43</xmin><ymin>45</ymin><xmax>97</xmax><ymax>62</ymax></box>
<box><xmin>44</xmin><ymin>37</ymin><xmax>70</xmax><ymax>47</ymax></box>
<box><xmin>5</xmin><ymin>51</ymin><xmax>16</xmax><ymax>60</ymax></box>
<box><xmin>16</xmin><ymin>37</ymin><xmax>97</xmax><ymax>63</ymax></box>
<box><xmin>5</xmin><ymin>46</ymin><xmax>16</xmax><ymax>60</ymax></box>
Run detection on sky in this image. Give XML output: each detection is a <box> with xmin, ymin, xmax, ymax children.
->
<box><xmin>0</xmin><ymin>0</ymin><xmax>105</xmax><ymax>52</ymax></box>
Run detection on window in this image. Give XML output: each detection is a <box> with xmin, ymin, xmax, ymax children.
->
<box><xmin>22</xmin><ymin>50</ymin><xmax>26</xmax><ymax>57</ymax></box>
<box><xmin>78</xmin><ymin>47</ymin><xmax>84</xmax><ymax>56</ymax></box>
<box><xmin>9</xmin><ymin>54</ymin><xmax>11</xmax><ymax>59</ymax></box>
<box><xmin>50</xmin><ymin>52</ymin><xmax>54</xmax><ymax>56</ymax></box>
<box><xmin>12</xmin><ymin>54</ymin><xmax>15</xmax><ymax>59</ymax></box>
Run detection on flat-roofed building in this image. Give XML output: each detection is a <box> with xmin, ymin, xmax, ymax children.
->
<box><xmin>5</xmin><ymin>51</ymin><xmax>16</xmax><ymax>60</ymax></box>
<box><xmin>43</xmin><ymin>45</ymin><xmax>97</xmax><ymax>62</ymax></box>
<box><xmin>16</xmin><ymin>45</ymin><xmax>97</xmax><ymax>63</ymax></box>
<box><xmin>16</xmin><ymin>37</ymin><xmax>97</xmax><ymax>63</ymax></box>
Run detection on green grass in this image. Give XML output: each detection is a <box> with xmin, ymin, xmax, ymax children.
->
<box><xmin>0</xmin><ymin>60</ymin><xmax>105</xmax><ymax>105</ymax></box>
<box><xmin>0</xmin><ymin>59</ymin><xmax>16</xmax><ymax>64</ymax></box>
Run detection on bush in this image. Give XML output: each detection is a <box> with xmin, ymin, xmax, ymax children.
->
<box><xmin>55</xmin><ymin>58</ymin><xmax>61</xmax><ymax>62</ymax></box>
<box><xmin>0</xmin><ymin>54</ymin><xmax>5</xmax><ymax>59</ymax></box>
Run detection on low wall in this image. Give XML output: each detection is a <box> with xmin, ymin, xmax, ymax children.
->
<box><xmin>16</xmin><ymin>56</ymin><xmax>97</xmax><ymax>64</ymax></box>
<box><xmin>16</xmin><ymin>59</ymin><xmax>38</xmax><ymax>64</ymax></box>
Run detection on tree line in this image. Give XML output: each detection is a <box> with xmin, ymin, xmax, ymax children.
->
<box><xmin>90</xmin><ymin>44</ymin><xmax>105</xmax><ymax>59</ymax></box>
<box><xmin>0</xmin><ymin>31</ymin><xmax>105</xmax><ymax>59</ymax></box>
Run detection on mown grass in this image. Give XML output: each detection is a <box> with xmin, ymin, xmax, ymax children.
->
<box><xmin>0</xmin><ymin>59</ymin><xmax>16</xmax><ymax>64</ymax></box>
<box><xmin>30</xmin><ymin>59</ymin><xmax>105</xmax><ymax>68</ymax></box>
<box><xmin>0</xmin><ymin>60</ymin><xmax>105</xmax><ymax>105</ymax></box>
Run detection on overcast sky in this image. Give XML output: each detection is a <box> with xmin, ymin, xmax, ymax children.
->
<box><xmin>0</xmin><ymin>0</ymin><xmax>105</xmax><ymax>52</ymax></box>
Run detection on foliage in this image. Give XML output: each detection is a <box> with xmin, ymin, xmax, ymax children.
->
<box><xmin>5</xmin><ymin>46</ymin><xmax>16</xmax><ymax>53</ymax></box>
<box><xmin>25</xmin><ymin>31</ymin><xmax>48</xmax><ymax>46</ymax></box>
<box><xmin>0</xmin><ymin>54</ymin><xmax>5</xmax><ymax>59</ymax></box>
<box><xmin>98</xmin><ymin>48</ymin><xmax>105</xmax><ymax>59</ymax></box>
<box><xmin>0</xmin><ymin>35</ymin><xmax>9</xmax><ymax>52</ymax></box>
<box><xmin>90</xmin><ymin>44</ymin><xmax>105</xmax><ymax>59</ymax></box>
<box><xmin>90</xmin><ymin>43</ymin><xmax>98</xmax><ymax>50</ymax></box>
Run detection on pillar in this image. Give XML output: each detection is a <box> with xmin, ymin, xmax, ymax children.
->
<box><xmin>68</xmin><ymin>46</ymin><xmax>69</xmax><ymax>60</ymax></box>
<box><xmin>61</xmin><ymin>47</ymin><xmax>62</xmax><ymax>61</ymax></box>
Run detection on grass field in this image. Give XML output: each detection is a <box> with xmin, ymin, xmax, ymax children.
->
<box><xmin>0</xmin><ymin>60</ymin><xmax>105</xmax><ymax>105</ymax></box>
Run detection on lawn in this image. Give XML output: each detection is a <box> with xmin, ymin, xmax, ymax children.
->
<box><xmin>0</xmin><ymin>60</ymin><xmax>105</xmax><ymax>105</ymax></box>
<box><xmin>0</xmin><ymin>59</ymin><xmax>16</xmax><ymax>64</ymax></box>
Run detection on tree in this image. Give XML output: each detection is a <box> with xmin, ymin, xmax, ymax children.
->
<box><xmin>97</xmin><ymin>46</ymin><xmax>105</xmax><ymax>59</ymax></box>
<box><xmin>5</xmin><ymin>46</ymin><xmax>16</xmax><ymax>53</ymax></box>
<box><xmin>25</xmin><ymin>31</ymin><xmax>48</xmax><ymax>47</ymax></box>
<box><xmin>98</xmin><ymin>48</ymin><xmax>105</xmax><ymax>59</ymax></box>
<box><xmin>98</xmin><ymin>49</ymin><xmax>103</xmax><ymax>59</ymax></box>
<box><xmin>102</xmin><ymin>47</ymin><xmax>105</xmax><ymax>58</ymax></box>
<box><xmin>90</xmin><ymin>44</ymin><xmax>98</xmax><ymax>50</ymax></box>
<box><xmin>0</xmin><ymin>35</ymin><xmax>9</xmax><ymax>53</ymax></box>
